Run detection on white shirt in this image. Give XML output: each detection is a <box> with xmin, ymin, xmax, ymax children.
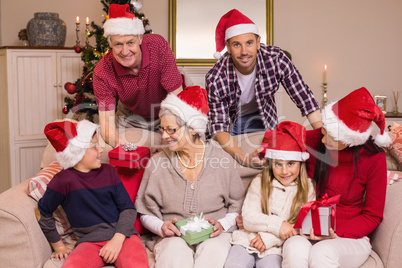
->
<box><xmin>235</xmin><ymin>66</ymin><xmax>258</xmax><ymax>116</ymax></box>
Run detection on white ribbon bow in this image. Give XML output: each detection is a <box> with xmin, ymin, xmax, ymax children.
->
<box><xmin>180</xmin><ymin>213</ymin><xmax>211</xmax><ymax>235</ymax></box>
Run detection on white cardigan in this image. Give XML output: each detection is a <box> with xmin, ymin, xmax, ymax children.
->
<box><xmin>231</xmin><ymin>174</ymin><xmax>315</xmax><ymax>258</ymax></box>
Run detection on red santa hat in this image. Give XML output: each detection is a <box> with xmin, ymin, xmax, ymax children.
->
<box><xmin>322</xmin><ymin>87</ymin><xmax>391</xmax><ymax>147</ymax></box>
<box><xmin>213</xmin><ymin>9</ymin><xmax>259</xmax><ymax>59</ymax></box>
<box><xmin>160</xmin><ymin>86</ymin><xmax>209</xmax><ymax>134</ymax></box>
<box><xmin>103</xmin><ymin>4</ymin><xmax>145</xmax><ymax>38</ymax></box>
<box><xmin>264</xmin><ymin>121</ymin><xmax>310</xmax><ymax>161</ymax></box>
<box><xmin>44</xmin><ymin>120</ymin><xmax>99</xmax><ymax>169</ymax></box>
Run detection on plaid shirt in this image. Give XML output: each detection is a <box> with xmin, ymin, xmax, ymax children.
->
<box><xmin>205</xmin><ymin>44</ymin><xmax>319</xmax><ymax>136</ymax></box>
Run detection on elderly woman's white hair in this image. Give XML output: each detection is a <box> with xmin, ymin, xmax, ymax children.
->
<box><xmin>160</xmin><ymin>86</ymin><xmax>209</xmax><ymax>135</ymax></box>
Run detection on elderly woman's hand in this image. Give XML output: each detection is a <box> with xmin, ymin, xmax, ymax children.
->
<box><xmin>205</xmin><ymin>218</ymin><xmax>224</xmax><ymax>238</ymax></box>
<box><xmin>161</xmin><ymin>217</ymin><xmax>181</xmax><ymax>238</ymax></box>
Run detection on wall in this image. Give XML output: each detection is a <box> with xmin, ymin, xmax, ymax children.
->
<box><xmin>0</xmin><ymin>0</ymin><xmax>168</xmax><ymax>47</ymax></box>
<box><xmin>274</xmin><ymin>0</ymin><xmax>402</xmax><ymax>126</ymax></box>
<box><xmin>1</xmin><ymin>0</ymin><xmax>402</xmax><ymax>126</ymax></box>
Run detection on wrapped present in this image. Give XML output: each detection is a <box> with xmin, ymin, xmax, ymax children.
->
<box><xmin>108</xmin><ymin>145</ymin><xmax>151</xmax><ymax>234</ymax></box>
<box><xmin>294</xmin><ymin>194</ymin><xmax>340</xmax><ymax>236</ymax></box>
<box><xmin>108</xmin><ymin>145</ymin><xmax>150</xmax><ymax>169</ymax></box>
<box><xmin>175</xmin><ymin>214</ymin><xmax>214</xmax><ymax>245</ymax></box>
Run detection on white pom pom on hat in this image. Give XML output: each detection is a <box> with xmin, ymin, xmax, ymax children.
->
<box><xmin>213</xmin><ymin>9</ymin><xmax>259</xmax><ymax>59</ymax></box>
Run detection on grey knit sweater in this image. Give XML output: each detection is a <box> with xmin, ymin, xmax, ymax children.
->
<box><xmin>135</xmin><ymin>142</ymin><xmax>245</xmax><ymax>225</ymax></box>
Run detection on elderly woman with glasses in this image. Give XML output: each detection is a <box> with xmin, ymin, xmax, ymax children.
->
<box><xmin>135</xmin><ymin>86</ymin><xmax>245</xmax><ymax>268</ymax></box>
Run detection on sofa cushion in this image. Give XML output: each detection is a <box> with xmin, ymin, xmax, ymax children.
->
<box><xmin>387</xmin><ymin>170</ymin><xmax>402</xmax><ymax>185</ymax></box>
<box><xmin>388</xmin><ymin>122</ymin><xmax>402</xmax><ymax>167</ymax></box>
<box><xmin>27</xmin><ymin>161</ymin><xmax>77</xmax><ymax>245</ymax></box>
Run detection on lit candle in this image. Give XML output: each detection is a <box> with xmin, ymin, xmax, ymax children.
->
<box><xmin>86</xmin><ymin>17</ymin><xmax>89</xmax><ymax>25</ymax></box>
<box><xmin>76</xmin><ymin>16</ymin><xmax>80</xmax><ymax>24</ymax></box>
<box><xmin>323</xmin><ymin>65</ymin><xmax>328</xmax><ymax>84</ymax></box>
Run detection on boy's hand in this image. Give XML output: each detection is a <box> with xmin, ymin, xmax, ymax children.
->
<box><xmin>250</xmin><ymin>234</ymin><xmax>266</xmax><ymax>253</ymax></box>
<box><xmin>50</xmin><ymin>241</ymin><xmax>72</xmax><ymax>260</ymax></box>
<box><xmin>99</xmin><ymin>233</ymin><xmax>125</xmax><ymax>264</ymax></box>
<box><xmin>161</xmin><ymin>217</ymin><xmax>181</xmax><ymax>238</ymax></box>
<box><xmin>279</xmin><ymin>221</ymin><xmax>297</xmax><ymax>240</ymax></box>
<box><xmin>205</xmin><ymin>218</ymin><xmax>224</xmax><ymax>238</ymax></box>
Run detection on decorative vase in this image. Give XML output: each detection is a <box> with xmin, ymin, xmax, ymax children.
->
<box><xmin>27</xmin><ymin>12</ymin><xmax>66</xmax><ymax>47</ymax></box>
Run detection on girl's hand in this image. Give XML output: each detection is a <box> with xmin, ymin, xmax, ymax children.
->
<box><xmin>250</xmin><ymin>234</ymin><xmax>266</xmax><ymax>253</ymax></box>
<box><xmin>279</xmin><ymin>221</ymin><xmax>297</xmax><ymax>240</ymax></box>
<box><xmin>300</xmin><ymin>228</ymin><xmax>338</xmax><ymax>240</ymax></box>
<box><xmin>161</xmin><ymin>217</ymin><xmax>181</xmax><ymax>238</ymax></box>
<box><xmin>236</xmin><ymin>214</ymin><xmax>244</xmax><ymax>230</ymax></box>
<box><xmin>99</xmin><ymin>233</ymin><xmax>125</xmax><ymax>263</ymax></box>
<box><xmin>206</xmin><ymin>218</ymin><xmax>224</xmax><ymax>238</ymax></box>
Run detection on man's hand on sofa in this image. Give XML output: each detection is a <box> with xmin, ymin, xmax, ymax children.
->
<box><xmin>50</xmin><ymin>240</ymin><xmax>72</xmax><ymax>260</ymax></box>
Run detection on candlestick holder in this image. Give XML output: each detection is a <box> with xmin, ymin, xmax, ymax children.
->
<box><xmin>85</xmin><ymin>23</ymin><xmax>90</xmax><ymax>46</ymax></box>
<box><xmin>322</xmin><ymin>83</ymin><xmax>328</xmax><ymax>108</ymax></box>
<box><xmin>75</xmin><ymin>22</ymin><xmax>80</xmax><ymax>48</ymax></box>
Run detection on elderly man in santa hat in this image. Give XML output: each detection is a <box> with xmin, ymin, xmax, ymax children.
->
<box><xmin>94</xmin><ymin>4</ymin><xmax>183</xmax><ymax>148</ymax></box>
<box><xmin>206</xmin><ymin>9</ymin><xmax>322</xmax><ymax>168</ymax></box>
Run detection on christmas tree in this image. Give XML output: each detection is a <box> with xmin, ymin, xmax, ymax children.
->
<box><xmin>63</xmin><ymin>0</ymin><xmax>152</xmax><ymax>123</ymax></box>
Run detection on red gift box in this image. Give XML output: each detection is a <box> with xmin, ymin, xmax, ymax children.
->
<box><xmin>109</xmin><ymin>146</ymin><xmax>150</xmax><ymax>168</ymax></box>
<box><xmin>294</xmin><ymin>194</ymin><xmax>340</xmax><ymax>236</ymax></box>
<box><xmin>108</xmin><ymin>146</ymin><xmax>151</xmax><ymax>234</ymax></box>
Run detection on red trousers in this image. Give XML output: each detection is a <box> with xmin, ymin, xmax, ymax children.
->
<box><xmin>62</xmin><ymin>234</ymin><xmax>149</xmax><ymax>268</ymax></box>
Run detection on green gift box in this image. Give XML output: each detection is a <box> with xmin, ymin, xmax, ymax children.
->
<box><xmin>175</xmin><ymin>217</ymin><xmax>214</xmax><ymax>245</ymax></box>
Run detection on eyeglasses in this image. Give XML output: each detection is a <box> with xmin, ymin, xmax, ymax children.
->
<box><xmin>158</xmin><ymin>125</ymin><xmax>183</xmax><ymax>135</ymax></box>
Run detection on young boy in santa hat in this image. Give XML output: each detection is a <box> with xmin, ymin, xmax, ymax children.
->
<box><xmin>38</xmin><ymin>120</ymin><xmax>148</xmax><ymax>267</ymax></box>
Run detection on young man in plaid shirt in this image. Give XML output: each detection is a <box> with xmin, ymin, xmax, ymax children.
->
<box><xmin>206</xmin><ymin>9</ymin><xmax>322</xmax><ymax>168</ymax></box>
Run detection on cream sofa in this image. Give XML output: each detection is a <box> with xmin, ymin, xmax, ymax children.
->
<box><xmin>0</xmin><ymin>129</ymin><xmax>401</xmax><ymax>268</ymax></box>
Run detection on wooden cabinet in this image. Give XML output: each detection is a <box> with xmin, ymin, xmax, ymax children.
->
<box><xmin>0</xmin><ymin>47</ymin><xmax>82</xmax><ymax>192</ymax></box>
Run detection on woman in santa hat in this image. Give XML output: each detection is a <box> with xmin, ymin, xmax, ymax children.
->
<box><xmin>135</xmin><ymin>86</ymin><xmax>245</xmax><ymax>267</ymax></box>
<box><xmin>282</xmin><ymin>87</ymin><xmax>391</xmax><ymax>268</ymax></box>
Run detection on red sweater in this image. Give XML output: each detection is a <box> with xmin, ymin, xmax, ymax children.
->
<box><xmin>306</xmin><ymin>129</ymin><xmax>387</xmax><ymax>239</ymax></box>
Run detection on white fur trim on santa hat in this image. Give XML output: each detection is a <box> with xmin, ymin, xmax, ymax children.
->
<box><xmin>265</xmin><ymin>149</ymin><xmax>310</xmax><ymax>161</ymax></box>
<box><xmin>322</xmin><ymin>102</ymin><xmax>372</xmax><ymax>147</ymax></box>
<box><xmin>103</xmin><ymin>17</ymin><xmax>145</xmax><ymax>38</ymax></box>
<box><xmin>374</xmin><ymin>132</ymin><xmax>392</xmax><ymax>148</ymax></box>
<box><xmin>56</xmin><ymin>120</ymin><xmax>99</xmax><ymax>169</ymax></box>
<box><xmin>160</xmin><ymin>94</ymin><xmax>208</xmax><ymax>134</ymax></box>
<box><xmin>225</xmin><ymin>24</ymin><xmax>259</xmax><ymax>41</ymax></box>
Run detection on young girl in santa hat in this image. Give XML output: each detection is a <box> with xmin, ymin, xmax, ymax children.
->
<box><xmin>282</xmin><ymin>87</ymin><xmax>392</xmax><ymax>268</ymax></box>
<box><xmin>224</xmin><ymin>121</ymin><xmax>316</xmax><ymax>268</ymax></box>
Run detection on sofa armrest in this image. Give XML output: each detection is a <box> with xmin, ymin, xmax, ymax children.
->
<box><xmin>0</xmin><ymin>180</ymin><xmax>52</xmax><ymax>268</ymax></box>
<box><xmin>370</xmin><ymin>181</ymin><xmax>402</xmax><ymax>268</ymax></box>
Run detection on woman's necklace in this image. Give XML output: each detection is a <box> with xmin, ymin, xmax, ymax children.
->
<box><xmin>176</xmin><ymin>140</ymin><xmax>206</xmax><ymax>169</ymax></box>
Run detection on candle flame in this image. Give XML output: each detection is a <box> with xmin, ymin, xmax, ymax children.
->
<box><xmin>324</xmin><ymin>65</ymin><xmax>327</xmax><ymax>70</ymax></box>
<box><xmin>86</xmin><ymin>17</ymin><xmax>89</xmax><ymax>24</ymax></box>
<box><xmin>76</xmin><ymin>16</ymin><xmax>79</xmax><ymax>24</ymax></box>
